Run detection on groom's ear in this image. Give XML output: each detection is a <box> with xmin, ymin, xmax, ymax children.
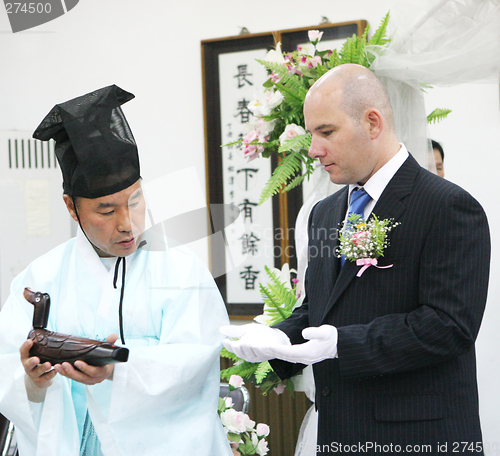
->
<box><xmin>363</xmin><ymin>108</ymin><xmax>383</xmax><ymax>139</ymax></box>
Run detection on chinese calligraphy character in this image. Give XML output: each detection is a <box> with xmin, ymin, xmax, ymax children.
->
<box><xmin>235</xmin><ymin>99</ymin><xmax>252</xmax><ymax>123</ymax></box>
<box><xmin>239</xmin><ymin>232</ymin><xmax>261</xmax><ymax>255</ymax></box>
<box><xmin>237</xmin><ymin>168</ymin><xmax>259</xmax><ymax>191</ymax></box>
<box><xmin>234</xmin><ymin>64</ymin><xmax>253</xmax><ymax>88</ymax></box>
<box><xmin>238</xmin><ymin>199</ymin><xmax>258</xmax><ymax>223</ymax></box>
<box><xmin>240</xmin><ymin>265</ymin><xmax>260</xmax><ymax>290</ymax></box>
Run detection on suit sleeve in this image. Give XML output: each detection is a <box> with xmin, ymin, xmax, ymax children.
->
<box><xmin>337</xmin><ymin>190</ymin><xmax>490</xmax><ymax>379</ymax></box>
<box><xmin>269</xmin><ymin>202</ymin><xmax>323</xmax><ymax>380</ymax></box>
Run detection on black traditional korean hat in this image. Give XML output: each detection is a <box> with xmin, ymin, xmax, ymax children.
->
<box><xmin>32</xmin><ymin>84</ymin><xmax>140</xmax><ymax>198</ymax></box>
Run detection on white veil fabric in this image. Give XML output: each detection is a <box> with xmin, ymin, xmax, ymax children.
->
<box><xmin>293</xmin><ymin>1</ymin><xmax>500</xmax><ymax>454</ymax></box>
<box><xmin>369</xmin><ymin>0</ymin><xmax>500</xmax><ymax>170</ymax></box>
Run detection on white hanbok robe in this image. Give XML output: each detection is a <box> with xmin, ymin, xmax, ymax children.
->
<box><xmin>0</xmin><ymin>228</ymin><xmax>232</xmax><ymax>456</ymax></box>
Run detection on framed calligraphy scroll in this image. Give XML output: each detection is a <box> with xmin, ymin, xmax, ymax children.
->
<box><xmin>202</xmin><ymin>20</ymin><xmax>367</xmax><ymax>316</ymax></box>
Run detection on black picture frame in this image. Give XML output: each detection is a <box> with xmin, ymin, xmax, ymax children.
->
<box><xmin>202</xmin><ymin>20</ymin><xmax>367</xmax><ymax>317</ymax></box>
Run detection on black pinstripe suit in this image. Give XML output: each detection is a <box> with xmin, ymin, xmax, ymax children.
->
<box><xmin>271</xmin><ymin>155</ymin><xmax>490</xmax><ymax>455</ymax></box>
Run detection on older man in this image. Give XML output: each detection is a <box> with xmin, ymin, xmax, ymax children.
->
<box><xmin>0</xmin><ymin>85</ymin><xmax>231</xmax><ymax>456</ymax></box>
<box><xmin>222</xmin><ymin>64</ymin><xmax>490</xmax><ymax>455</ymax></box>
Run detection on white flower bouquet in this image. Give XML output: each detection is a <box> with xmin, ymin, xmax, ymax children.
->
<box><xmin>219</xmin><ymin>375</ymin><xmax>270</xmax><ymax>456</ymax></box>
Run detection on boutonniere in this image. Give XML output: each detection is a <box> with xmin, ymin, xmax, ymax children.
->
<box><xmin>337</xmin><ymin>214</ymin><xmax>400</xmax><ymax>277</ymax></box>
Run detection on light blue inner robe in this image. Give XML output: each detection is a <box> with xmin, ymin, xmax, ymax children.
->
<box><xmin>0</xmin><ymin>228</ymin><xmax>232</xmax><ymax>456</ymax></box>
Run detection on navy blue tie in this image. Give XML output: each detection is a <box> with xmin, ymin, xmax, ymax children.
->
<box><xmin>340</xmin><ymin>187</ymin><xmax>372</xmax><ymax>267</ymax></box>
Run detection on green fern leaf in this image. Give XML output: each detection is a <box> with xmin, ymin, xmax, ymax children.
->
<box><xmin>275</xmin><ymin>81</ymin><xmax>307</xmax><ymax>104</ymax></box>
<box><xmin>283</xmin><ymin>173</ymin><xmax>308</xmax><ymax>193</ymax></box>
<box><xmin>222</xmin><ymin>139</ymin><xmax>243</xmax><ymax>148</ymax></box>
<box><xmin>261</xmin><ymin>291</ymin><xmax>293</xmax><ymax>323</ymax></box>
<box><xmin>254</xmin><ymin>362</ymin><xmax>274</xmax><ymax>384</ymax></box>
<box><xmin>369</xmin><ymin>12</ymin><xmax>391</xmax><ymax>46</ymax></box>
<box><xmin>259</xmin><ymin>266</ymin><xmax>298</xmax><ymax>324</ymax></box>
<box><xmin>256</xmin><ymin>60</ymin><xmax>308</xmax><ymax>101</ymax></box>
<box><xmin>278</xmin><ymin>133</ymin><xmax>311</xmax><ymax>154</ymax></box>
<box><xmin>328</xmin><ymin>48</ymin><xmax>341</xmax><ymax>68</ymax></box>
<box><xmin>221</xmin><ymin>362</ymin><xmax>259</xmax><ymax>381</ymax></box>
<box><xmin>339</xmin><ymin>34</ymin><xmax>367</xmax><ymax>66</ymax></box>
<box><xmin>259</xmin><ymin>152</ymin><xmax>303</xmax><ymax>204</ymax></box>
<box><xmin>339</xmin><ymin>36</ymin><xmax>355</xmax><ymax>63</ymax></box>
<box><xmin>427</xmin><ymin>108</ymin><xmax>452</xmax><ymax>124</ymax></box>
<box><xmin>220</xmin><ymin>347</ymin><xmax>239</xmax><ymax>361</ymax></box>
<box><xmin>361</xmin><ymin>23</ymin><xmax>370</xmax><ymax>43</ymax></box>
<box><xmin>314</xmin><ymin>64</ymin><xmax>330</xmax><ymax>78</ymax></box>
<box><xmin>260</xmin><ymin>286</ymin><xmax>288</xmax><ymax>320</ymax></box>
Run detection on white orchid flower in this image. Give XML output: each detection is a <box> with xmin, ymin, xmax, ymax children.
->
<box><xmin>264</xmin><ymin>42</ymin><xmax>285</xmax><ymax>64</ymax></box>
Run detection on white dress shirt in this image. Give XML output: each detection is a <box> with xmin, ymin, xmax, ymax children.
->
<box><xmin>346</xmin><ymin>144</ymin><xmax>409</xmax><ymax>220</ymax></box>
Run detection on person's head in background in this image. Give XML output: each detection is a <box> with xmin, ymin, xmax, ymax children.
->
<box><xmin>432</xmin><ymin>139</ymin><xmax>445</xmax><ymax>178</ymax></box>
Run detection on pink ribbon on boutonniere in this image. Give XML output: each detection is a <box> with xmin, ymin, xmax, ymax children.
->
<box><xmin>355</xmin><ymin>258</ymin><xmax>393</xmax><ymax>277</ymax></box>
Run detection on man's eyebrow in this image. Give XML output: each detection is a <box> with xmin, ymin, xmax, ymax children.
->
<box><xmin>314</xmin><ymin>124</ymin><xmax>336</xmax><ymax>131</ymax></box>
<box><xmin>306</xmin><ymin>124</ymin><xmax>336</xmax><ymax>134</ymax></box>
<box><xmin>96</xmin><ymin>190</ymin><xmax>142</xmax><ymax>209</ymax></box>
<box><xmin>97</xmin><ymin>202</ymin><xmax>117</xmax><ymax>209</ymax></box>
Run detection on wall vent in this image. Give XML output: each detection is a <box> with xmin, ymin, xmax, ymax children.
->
<box><xmin>0</xmin><ymin>131</ymin><xmax>72</xmax><ymax>307</ymax></box>
<box><xmin>7</xmin><ymin>137</ymin><xmax>56</xmax><ymax>170</ymax></box>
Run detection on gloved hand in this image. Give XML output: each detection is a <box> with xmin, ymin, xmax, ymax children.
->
<box><xmin>220</xmin><ymin>324</ymin><xmax>291</xmax><ymax>363</ymax></box>
<box><xmin>260</xmin><ymin>325</ymin><xmax>338</xmax><ymax>364</ymax></box>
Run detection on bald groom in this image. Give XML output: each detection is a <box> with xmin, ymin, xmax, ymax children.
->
<box><xmin>222</xmin><ymin>64</ymin><xmax>490</xmax><ymax>455</ymax></box>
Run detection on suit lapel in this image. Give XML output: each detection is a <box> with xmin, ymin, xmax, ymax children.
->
<box><xmin>328</xmin><ymin>189</ymin><xmax>348</xmax><ymax>283</ymax></box>
<box><xmin>319</xmin><ymin>154</ymin><xmax>421</xmax><ymax>324</ymax></box>
<box><xmin>369</xmin><ymin>154</ymin><xmax>418</xmax><ymax>222</ymax></box>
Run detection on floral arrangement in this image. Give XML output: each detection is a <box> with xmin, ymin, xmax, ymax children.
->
<box><xmin>226</xmin><ymin>14</ymin><xmax>391</xmax><ymax>204</ymax></box>
<box><xmin>220</xmin><ymin>264</ymin><xmax>302</xmax><ymax>395</ymax></box>
<box><xmin>338</xmin><ymin>214</ymin><xmax>399</xmax><ymax>276</ymax></box>
<box><xmin>226</xmin><ymin>12</ymin><xmax>451</xmax><ymax>205</ymax></box>
<box><xmin>219</xmin><ymin>375</ymin><xmax>270</xmax><ymax>456</ymax></box>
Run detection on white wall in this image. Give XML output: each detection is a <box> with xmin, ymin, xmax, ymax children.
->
<box><xmin>1</xmin><ymin>0</ymin><xmax>498</xmax><ymax>451</ymax></box>
<box><xmin>425</xmin><ymin>83</ymin><xmax>500</xmax><ymax>451</ymax></box>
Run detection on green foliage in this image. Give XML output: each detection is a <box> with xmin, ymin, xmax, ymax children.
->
<box><xmin>258</xmin><ymin>266</ymin><xmax>298</xmax><ymax>324</ymax></box>
<box><xmin>256</xmin><ymin>60</ymin><xmax>309</xmax><ymax>102</ymax></box>
<box><xmin>254</xmin><ymin>361</ymin><xmax>274</xmax><ymax>384</ymax></box>
<box><xmin>278</xmin><ymin>132</ymin><xmax>311</xmax><ymax>154</ymax></box>
<box><xmin>221</xmin><ymin>360</ymin><xmax>261</xmax><ymax>382</ymax></box>
<box><xmin>259</xmin><ymin>151</ymin><xmax>304</xmax><ymax>204</ymax></box>
<box><xmin>223</xmin><ymin>11</ymin><xmax>443</xmax><ymax>206</ymax></box>
<box><xmin>339</xmin><ymin>33</ymin><xmax>367</xmax><ymax>66</ymax></box>
<box><xmin>220</xmin><ymin>357</ymin><xmax>293</xmax><ymax>395</ymax></box>
<box><xmin>427</xmin><ymin>108</ymin><xmax>452</xmax><ymax>124</ymax></box>
<box><xmin>220</xmin><ymin>265</ymin><xmax>301</xmax><ymax>395</ymax></box>
<box><xmin>369</xmin><ymin>12</ymin><xmax>391</xmax><ymax>46</ymax></box>
<box><xmin>338</xmin><ymin>214</ymin><xmax>400</xmax><ymax>262</ymax></box>
<box><xmin>251</xmin><ymin>17</ymin><xmax>391</xmax><ymax>204</ymax></box>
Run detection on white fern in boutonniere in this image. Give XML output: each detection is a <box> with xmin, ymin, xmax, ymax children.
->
<box><xmin>338</xmin><ymin>214</ymin><xmax>400</xmax><ymax>277</ymax></box>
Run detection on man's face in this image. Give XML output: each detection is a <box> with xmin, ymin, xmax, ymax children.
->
<box><xmin>434</xmin><ymin>149</ymin><xmax>444</xmax><ymax>178</ymax></box>
<box><xmin>304</xmin><ymin>88</ymin><xmax>377</xmax><ymax>186</ymax></box>
<box><xmin>64</xmin><ymin>180</ymin><xmax>146</xmax><ymax>257</ymax></box>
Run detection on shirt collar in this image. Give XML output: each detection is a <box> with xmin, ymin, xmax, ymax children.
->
<box><xmin>348</xmin><ymin>144</ymin><xmax>409</xmax><ymax>203</ymax></box>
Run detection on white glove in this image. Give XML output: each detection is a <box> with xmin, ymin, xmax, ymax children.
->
<box><xmin>220</xmin><ymin>324</ymin><xmax>291</xmax><ymax>363</ymax></box>
<box><xmin>261</xmin><ymin>325</ymin><xmax>338</xmax><ymax>365</ymax></box>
